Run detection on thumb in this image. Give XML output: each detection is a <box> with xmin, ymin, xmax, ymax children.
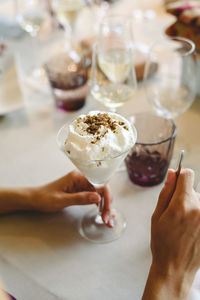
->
<box><xmin>63</xmin><ymin>191</ymin><xmax>101</xmax><ymax>207</ymax></box>
<box><xmin>152</xmin><ymin>169</ymin><xmax>177</xmax><ymax>223</ymax></box>
<box><xmin>170</xmin><ymin>168</ymin><xmax>195</xmax><ymax>207</ymax></box>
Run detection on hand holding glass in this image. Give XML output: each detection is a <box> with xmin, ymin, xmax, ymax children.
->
<box><xmin>57</xmin><ymin>120</ymin><xmax>137</xmax><ymax>243</ymax></box>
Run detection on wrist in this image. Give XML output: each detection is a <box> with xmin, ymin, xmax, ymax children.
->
<box><xmin>20</xmin><ymin>187</ymin><xmax>38</xmax><ymax>211</ymax></box>
<box><xmin>0</xmin><ymin>187</ymin><xmax>37</xmax><ymax>214</ymax></box>
<box><xmin>144</xmin><ymin>262</ymin><xmax>193</xmax><ymax>300</ymax></box>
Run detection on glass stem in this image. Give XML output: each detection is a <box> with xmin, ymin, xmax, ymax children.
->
<box><xmin>98</xmin><ymin>194</ymin><xmax>104</xmax><ymax>215</ymax></box>
<box><xmin>64</xmin><ymin>25</ymin><xmax>72</xmax><ymax>51</ymax></box>
<box><xmin>94</xmin><ymin>184</ymin><xmax>105</xmax><ymax>224</ymax></box>
<box><xmin>95</xmin><ymin>194</ymin><xmax>104</xmax><ymax>225</ymax></box>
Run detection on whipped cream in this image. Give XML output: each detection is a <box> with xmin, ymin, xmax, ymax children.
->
<box><xmin>63</xmin><ymin>111</ymin><xmax>136</xmax><ymax>160</ymax></box>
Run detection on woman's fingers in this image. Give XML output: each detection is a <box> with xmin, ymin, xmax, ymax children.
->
<box><xmin>152</xmin><ymin>169</ymin><xmax>177</xmax><ymax>223</ymax></box>
<box><xmin>53</xmin><ymin>170</ymin><xmax>95</xmax><ymax>193</ymax></box>
<box><xmin>97</xmin><ymin>185</ymin><xmax>114</xmax><ymax>228</ymax></box>
<box><xmin>60</xmin><ymin>191</ymin><xmax>101</xmax><ymax>207</ymax></box>
<box><xmin>170</xmin><ymin>168</ymin><xmax>195</xmax><ymax>208</ymax></box>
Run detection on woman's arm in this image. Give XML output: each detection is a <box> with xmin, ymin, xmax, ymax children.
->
<box><xmin>142</xmin><ymin>262</ymin><xmax>192</xmax><ymax>300</ymax></box>
<box><xmin>0</xmin><ymin>170</ymin><xmax>113</xmax><ymax>226</ymax></box>
<box><xmin>142</xmin><ymin>169</ymin><xmax>200</xmax><ymax>300</ymax></box>
<box><xmin>0</xmin><ymin>187</ymin><xmax>35</xmax><ymax>214</ymax></box>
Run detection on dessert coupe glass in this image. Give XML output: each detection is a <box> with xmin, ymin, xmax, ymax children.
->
<box><xmin>57</xmin><ymin>122</ymin><xmax>137</xmax><ymax>243</ymax></box>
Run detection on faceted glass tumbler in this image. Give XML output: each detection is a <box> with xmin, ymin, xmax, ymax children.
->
<box><xmin>125</xmin><ymin>113</ymin><xmax>176</xmax><ymax>187</ymax></box>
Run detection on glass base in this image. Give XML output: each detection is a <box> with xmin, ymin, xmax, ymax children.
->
<box><xmin>79</xmin><ymin>208</ymin><xmax>126</xmax><ymax>243</ymax></box>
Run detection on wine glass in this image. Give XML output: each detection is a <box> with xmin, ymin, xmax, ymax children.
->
<box><xmin>57</xmin><ymin>118</ymin><xmax>137</xmax><ymax>243</ymax></box>
<box><xmin>85</xmin><ymin>0</ymin><xmax>110</xmax><ymax>34</ymax></box>
<box><xmin>16</xmin><ymin>0</ymin><xmax>51</xmax><ymax>93</ymax></box>
<box><xmin>144</xmin><ymin>36</ymin><xmax>196</xmax><ymax>119</ymax></box>
<box><xmin>16</xmin><ymin>0</ymin><xmax>49</xmax><ymax>37</ymax></box>
<box><xmin>90</xmin><ymin>15</ymin><xmax>137</xmax><ymax>112</ymax></box>
<box><xmin>51</xmin><ymin>0</ymin><xmax>85</xmax><ymax>56</ymax></box>
<box><xmin>144</xmin><ymin>36</ymin><xmax>197</xmax><ymax>155</ymax></box>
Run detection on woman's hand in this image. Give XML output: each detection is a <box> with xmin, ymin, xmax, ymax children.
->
<box><xmin>142</xmin><ymin>168</ymin><xmax>200</xmax><ymax>300</ymax></box>
<box><xmin>32</xmin><ymin>170</ymin><xmax>113</xmax><ymax>227</ymax></box>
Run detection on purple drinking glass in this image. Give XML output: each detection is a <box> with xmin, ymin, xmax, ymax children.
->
<box><xmin>45</xmin><ymin>51</ymin><xmax>90</xmax><ymax>112</ymax></box>
<box><xmin>125</xmin><ymin>112</ymin><xmax>177</xmax><ymax>187</ymax></box>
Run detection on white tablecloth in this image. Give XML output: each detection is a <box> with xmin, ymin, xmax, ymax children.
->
<box><xmin>0</xmin><ymin>1</ymin><xmax>200</xmax><ymax>299</ymax></box>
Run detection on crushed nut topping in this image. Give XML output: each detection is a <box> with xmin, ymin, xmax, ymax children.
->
<box><xmin>76</xmin><ymin>113</ymin><xmax>128</xmax><ymax>144</ymax></box>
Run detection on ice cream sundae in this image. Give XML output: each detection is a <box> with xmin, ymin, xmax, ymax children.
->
<box><xmin>60</xmin><ymin>111</ymin><xmax>137</xmax><ymax>185</ymax></box>
<box><xmin>57</xmin><ymin>111</ymin><xmax>137</xmax><ymax>242</ymax></box>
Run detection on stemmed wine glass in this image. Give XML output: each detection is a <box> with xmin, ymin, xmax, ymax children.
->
<box><xmin>16</xmin><ymin>0</ymin><xmax>49</xmax><ymax>37</ymax></box>
<box><xmin>57</xmin><ymin>120</ymin><xmax>137</xmax><ymax>243</ymax></box>
<box><xmin>16</xmin><ymin>0</ymin><xmax>51</xmax><ymax>94</ymax></box>
<box><xmin>144</xmin><ymin>36</ymin><xmax>196</xmax><ymax>119</ymax></box>
<box><xmin>52</xmin><ymin>0</ymin><xmax>85</xmax><ymax>57</ymax></box>
<box><xmin>144</xmin><ymin>36</ymin><xmax>197</xmax><ymax>154</ymax></box>
<box><xmin>90</xmin><ymin>15</ymin><xmax>137</xmax><ymax>112</ymax></box>
<box><xmin>85</xmin><ymin>0</ymin><xmax>113</xmax><ymax>34</ymax></box>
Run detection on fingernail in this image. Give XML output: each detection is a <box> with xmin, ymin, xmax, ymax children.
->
<box><xmin>104</xmin><ymin>215</ymin><xmax>109</xmax><ymax>224</ymax></box>
<box><xmin>109</xmin><ymin>218</ymin><xmax>114</xmax><ymax>228</ymax></box>
<box><xmin>89</xmin><ymin>193</ymin><xmax>100</xmax><ymax>203</ymax></box>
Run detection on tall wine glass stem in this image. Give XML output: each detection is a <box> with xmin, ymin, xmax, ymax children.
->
<box><xmin>63</xmin><ymin>25</ymin><xmax>72</xmax><ymax>51</ymax></box>
<box><xmin>63</xmin><ymin>25</ymin><xmax>80</xmax><ymax>63</ymax></box>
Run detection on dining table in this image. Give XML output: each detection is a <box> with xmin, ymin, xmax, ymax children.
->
<box><xmin>0</xmin><ymin>0</ymin><xmax>200</xmax><ymax>299</ymax></box>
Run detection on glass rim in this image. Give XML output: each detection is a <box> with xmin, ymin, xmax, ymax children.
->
<box><xmin>57</xmin><ymin>122</ymin><xmax>137</xmax><ymax>163</ymax></box>
<box><xmin>149</xmin><ymin>36</ymin><xmax>196</xmax><ymax>57</ymax></box>
<box><xmin>128</xmin><ymin>112</ymin><xmax>177</xmax><ymax>146</ymax></box>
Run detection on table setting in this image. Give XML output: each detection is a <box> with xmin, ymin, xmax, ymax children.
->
<box><xmin>0</xmin><ymin>0</ymin><xmax>200</xmax><ymax>299</ymax></box>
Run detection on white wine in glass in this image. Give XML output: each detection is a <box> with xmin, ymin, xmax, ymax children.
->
<box><xmin>98</xmin><ymin>48</ymin><xmax>132</xmax><ymax>83</ymax></box>
<box><xmin>52</xmin><ymin>0</ymin><xmax>85</xmax><ymax>63</ymax></box>
<box><xmin>18</xmin><ymin>12</ymin><xmax>45</xmax><ymax>36</ymax></box>
<box><xmin>52</xmin><ymin>0</ymin><xmax>84</xmax><ymax>29</ymax></box>
<box><xmin>90</xmin><ymin>15</ymin><xmax>137</xmax><ymax>112</ymax></box>
<box><xmin>52</xmin><ymin>0</ymin><xmax>85</xmax><ymax>37</ymax></box>
<box><xmin>17</xmin><ymin>0</ymin><xmax>49</xmax><ymax>37</ymax></box>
